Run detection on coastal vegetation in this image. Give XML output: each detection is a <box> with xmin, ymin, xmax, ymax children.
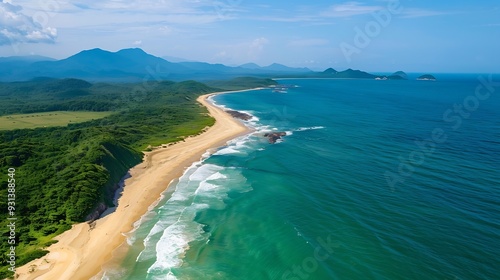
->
<box><xmin>0</xmin><ymin>77</ymin><xmax>273</xmax><ymax>278</ymax></box>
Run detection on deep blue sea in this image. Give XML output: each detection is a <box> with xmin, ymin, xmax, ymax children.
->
<box><xmin>101</xmin><ymin>76</ymin><xmax>500</xmax><ymax>280</ymax></box>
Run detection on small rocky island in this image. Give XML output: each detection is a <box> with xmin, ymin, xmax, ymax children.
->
<box><xmin>226</xmin><ymin>110</ymin><xmax>253</xmax><ymax>121</ymax></box>
<box><xmin>389</xmin><ymin>71</ymin><xmax>408</xmax><ymax>80</ymax></box>
<box><xmin>375</xmin><ymin>71</ymin><xmax>408</xmax><ymax>80</ymax></box>
<box><xmin>264</xmin><ymin>132</ymin><xmax>287</xmax><ymax>144</ymax></box>
<box><xmin>417</xmin><ymin>74</ymin><xmax>437</xmax><ymax>81</ymax></box>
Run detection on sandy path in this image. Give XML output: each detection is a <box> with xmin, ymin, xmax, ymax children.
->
<box><xmin>15</xmin><ymin>91</ymin><xmax>253</xmax><ymax>280</ymax></box>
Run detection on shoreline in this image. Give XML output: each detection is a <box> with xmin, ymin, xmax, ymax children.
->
<box><xmin>15</xmin><ymin>88</ymin><xmax>258</xmax><ymax>280</ymax></box>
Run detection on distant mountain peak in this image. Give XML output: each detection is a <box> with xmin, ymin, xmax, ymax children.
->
<box><xmin>80</xmin><ymin>48</ymin><xmax>108</xmax><ymax>54</ymax></box>
<box><xmin>239</xmin><ymin>63</ymin><xmax>262</xmax><ymax>69</ymax></box>
<box><xmin>323</xmin><ymin>68</ymin><xmax>338</xmax><ymax>74</ymax></box>
<box><xmin>73</xmin><ymin>48</ymin><xmax>151</xmax><ymax>59</ymax></box>
<box><xmin>391</xmin><ymin>71</ymin><xmax>408</xmax><ymax>79</ymax></box>
<box><xmin>70</xmin><ymin>48</ymin><xmax>112</xmax><ymax>59</ymax></box>
<box><xmin>268</xmin><ymin>62</ymin><xmax>284</xmax><ymax>67</ymax></box>
<box><xmin>315</xmin><ymin>68</ymin><xmax>377</xmax><ymax>79</ymax></box>
<box><xmin>117</xmin><ymin>48</ymin><xmax>148</xmax><ymax>55</ymax></box>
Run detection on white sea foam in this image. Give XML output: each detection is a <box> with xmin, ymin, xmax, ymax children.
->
<box><xmin>136</xmin><ymin>206</ymin><xmax>188</xmax><ymax>262</ymax></box>
<box><xmin>141</xmin><ymin>165</ymin><xmax>249</xmax><ymax>271</ymax></box>
<box><xmin>248</xmin><ymin>116</ymin><xmax>260</xmax><ymax>123</ymax></box>
<box><xmin>214</xmin><ymin>134</ymin><xmax>254</xmax><ymax>156</ymax></box>
<box><xmin>147</xmin><ymin>221</ymin><xmax>205</xmax><ymax>276</ymax></box>
<box><xmin>255</xmin><ymin>125</ymin><xmax>275</xmax><ymax>134</ymax></box>
<box><xmin>188</xmin><ymin>164</ymin><xmax>224</xmax><ymax>181</ymax></box>
<box><xmin>99</xmin><ymin>267</ymin><xmax>128</xmax><ymax>280</ymax></box>
<box><xmin>124</xmin><ymin>205</ymin><xmax>159</xmax><ymax>245</ymax></box>
<box><xmin>206</xmin><ymin>172</ymin><xmax>227</xmax><ymax>180</ymax></box>
<box><xmin>195</xmin><ymin>181</ymin><xmax>219</xmax><ymax>193</ymax></box>
<box><xmin>201</xmin><ymin>150</ymin><xmax>212</xmax><ymax>159</ymax></box>
<box><xmin>228</xmin><ymin>133</ymin><xmax>253</xmax><ymax>146</ymax></box>
<box><xmin>167</xmin><ymin>190</ymin><xmax>190</xmax><ymax>202</ymax></box>
<box><xmin>213</xmin><ymin>147</ymin><xmax>241</xmax><ymax>155</ymax></box>
<box><xmin>138</xmin><ymin>161</ymin><xmax>251</xmax><ymax>276</ymax></box>
<box><xmin>208</xmin><ymin>97</ymin><xmax>225</xmax><ymax>109</ymax></box>
<box><xmin>296</xmin><ymin>126</ymin><xmax>325</xmax><ymax>131</ymax></box>
<box><xmin>136</xmin><ymin>163</ymin><xmax>223</xmax><ymax>264</ymax></box>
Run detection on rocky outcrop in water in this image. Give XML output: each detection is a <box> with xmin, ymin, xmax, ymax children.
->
<box><xmin>264</xmin><ymin>132</ymin><xmax>287</xmax><ymax>144</ymax></box>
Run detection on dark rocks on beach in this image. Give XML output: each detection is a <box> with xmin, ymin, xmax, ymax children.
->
<box><xmin>85</xmin><ymin>202</ymin><xmax>107</xmax><ymax>222</ymax></box>
<box><xmin>264</xmin><ymin>132</ymin><xmax>287</xmax><ymax>144</ymax></box>
<box><xmin>226</xmin><ymin>110</ymin><xmax>253</xmax><ymax>121</ymax></box>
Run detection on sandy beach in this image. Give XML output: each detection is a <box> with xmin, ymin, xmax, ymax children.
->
<box><xmin>15</xmin><ymin>90</ymin><xmax>253</xmax><ymax>280</ymax></box>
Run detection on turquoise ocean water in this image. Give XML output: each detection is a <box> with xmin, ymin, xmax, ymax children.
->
<box><xmin>101</xmin><ymin>76</ymin><xmax>500</xmax><ymax>280</ymax></box>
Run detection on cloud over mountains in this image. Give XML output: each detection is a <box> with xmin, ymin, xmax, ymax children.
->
<box><xmin>0</xmin><ymin>1</ymin><xmax>57</xmax><ymax>46</ymax></box>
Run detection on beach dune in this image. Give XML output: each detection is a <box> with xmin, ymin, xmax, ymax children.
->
<box><xmin>15</xmin><ymin>92</ymin><xmax>250</xmax><ymax>280</ymax></box>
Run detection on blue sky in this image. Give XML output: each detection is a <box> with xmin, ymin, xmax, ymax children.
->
<box><xmin>0</xmin><ymin>0</ymin><xmax>499</xmax><ymax>72</ymax></box>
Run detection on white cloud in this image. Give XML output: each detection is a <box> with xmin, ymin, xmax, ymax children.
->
<box><xmin>50</xmin><ymin>0</ymin><xmax>241</xmax><ymax>32</ymax></box>
<box><xmin>133</xmin><ymin>40</ymin><xmax>142</xmax><ymax>45</ymax></box>
<box><xmin>0</xmin><ymin>1</ymin><xmax>57</xmax><ymax>45</ymax></box>
<box><xmin>322</xmin><ymin>2</ymin><xmax>383</xmax><ymax>18</ymax></box>
<box><xmin>158</xmin><ymin>25</ymin><xmax>174</xmax><ymax>35</ymax></box>
<box><xmin>215</xmin><ymin>50</ymin><xmax>227</xmax><ymax>58</ymax></box>
<box><xmin>248</xmin><ymin>37</ymin><xmax>269</xmax><ymax>59</ymax></box>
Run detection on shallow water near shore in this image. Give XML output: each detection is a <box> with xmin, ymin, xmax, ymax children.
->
<box><xmin>101</xmin><ymin>76</ymin><xmax>500</xmax><ymax>280</ymax></box>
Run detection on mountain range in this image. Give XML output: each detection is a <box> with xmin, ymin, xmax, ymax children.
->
<box><xmin>0</xmin><ymin>48</ymin><xmax>431</xmax><ymax>82</ymax></box>
<box><xmin>0</xmin><ymin>48</ymin><xmax>315</xmax><ymax>82</ymax></box>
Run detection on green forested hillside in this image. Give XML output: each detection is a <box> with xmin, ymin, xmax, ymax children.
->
<box><xmin>0</xmin><ymin>78</ymin><xmax>222</xmax><ymax>278</ymax></box>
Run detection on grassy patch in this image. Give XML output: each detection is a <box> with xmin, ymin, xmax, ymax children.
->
<box><xmin>0</xmin><ymin>111</ymin><xmax>113</xmax><ymax>130</ymax></box>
